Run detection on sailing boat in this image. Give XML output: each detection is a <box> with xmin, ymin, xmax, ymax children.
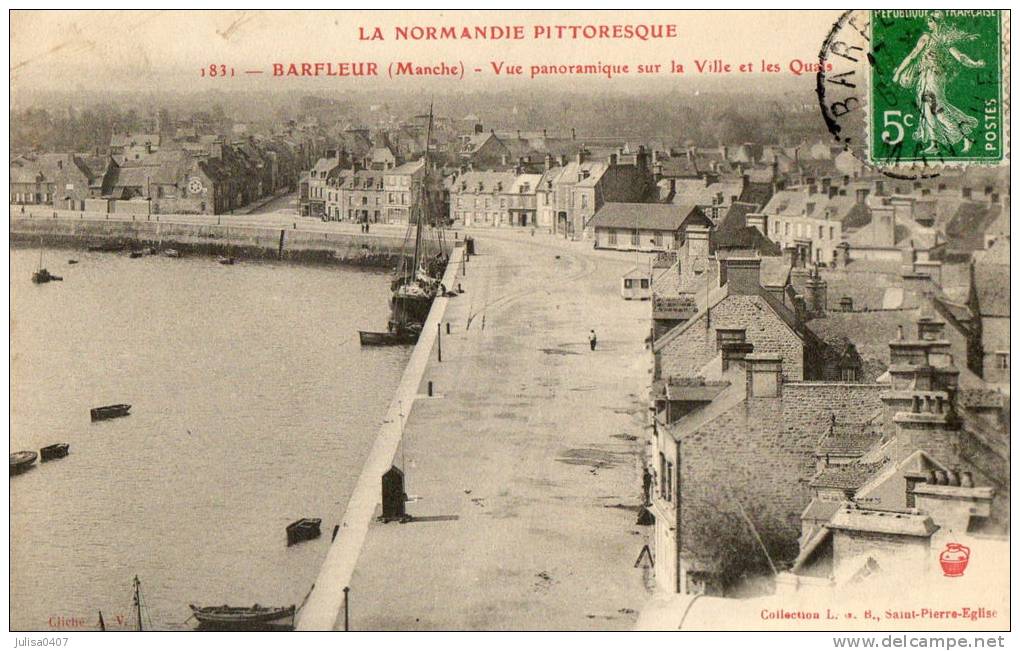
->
<box><xmin>360</xmin><ymin>105</ymin><xmax>448</xmax><ymax>346</ymax></box>
<box><xmin>31</xmin><ymin>247</ymin><xmax>62</xmax><ymax>284</ymax></box>
<box><xmin>132</xmin><ymin>575</ymin><xmax>146</xmax><ymax>631</ymax></box>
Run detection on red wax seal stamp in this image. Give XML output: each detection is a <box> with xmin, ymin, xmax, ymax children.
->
<box><xmin>939</xmin><ymin>543</ymin><xmax>970</xmax><ymax>577</ymax></box>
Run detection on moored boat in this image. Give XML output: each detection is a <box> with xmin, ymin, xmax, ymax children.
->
<box><xmin>129</xmin><ymin>250</ymin><xmax>146</xmax><ymax>259</ymax></box>
<box><xmin>31</xmin><ymin>268</ymin><xmax>63</xmax><ymax>283</ymax></box>
<box><xmin>10</xmin><ymin>451</ymin><xmax>38</xmax><ymax>475</ymax></box>
<box><xmin>189</xmin><ymin>604</ymin><xmax>296</xmax><ymax>631</ymax></box>
<box><xmin>163</xmin><ymin>249</ymin><xmax>181</xmax><ymax>258</ymax></box>
<box><xmin>91</xmin><ymin>404</ymin><xmax>131</xmax><ymax>421</ymax></box>
<box><xmin>218</xmin><ymin>256</ymin><xmax>236</xmax><ymax>265</ymax></box>
<box><xmin>40</xmin><ymin>443</ymin><xmax>70</xmax><ymax>461</ymax></box>
<box><xmin>358</xmin><ymin>329</ymin><xmax>419</xmax><ymax>346</ymax></box>
<box><xmin>286</xmin><ymin>518</ymin><xmax>322</xmax><ymax>546</ymax></box>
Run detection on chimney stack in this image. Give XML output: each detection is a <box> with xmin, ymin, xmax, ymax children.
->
<box><xmin>745</xmin><ymin>353</ymin><xmax>783</xmax><ymax>398</ymax></box>
<box><xmin>746</xmin><ymin>213</ymin><xmax>767</xmax><ymax>236</ymax></box>
<box><xmin>721</xmin><ymin>256</ymin><xmax>762</xmax><ymax>295</ymax></box>
<box><xmin>805</xmin><ymin>268</ymin><xmax>828</xmax><ymax>317</ymax></box>
<box><xmin>685</xmin><ymin>225</ymin><xmax>710</xmax><ymax>261</ymax></box>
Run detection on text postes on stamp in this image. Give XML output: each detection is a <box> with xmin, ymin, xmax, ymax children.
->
<box><xmin>870</xmin><ymin>9</ymin><xmax>1004</xmax><ymax>165</ymax></box>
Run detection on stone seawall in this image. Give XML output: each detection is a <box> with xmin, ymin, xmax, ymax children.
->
<box><xmin>10</xmin><ymin>216</ymin><xmax>427</xmax><ymax>268</ymax></box>
<box><xmin>297</xmin><ymin>245</ymin><xmax>465</xmax><ymax>630</ymax></box>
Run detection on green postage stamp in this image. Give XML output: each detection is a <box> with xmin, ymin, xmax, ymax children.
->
<box><xmin>869</xmin><ymin>9</ymin><xmax>1005</xmax><ymax>165</ymax></box>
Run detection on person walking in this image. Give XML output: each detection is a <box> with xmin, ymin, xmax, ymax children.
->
<box><xmin>589</xmin><ymin>329</ymin><xmax>597</xmax><ymax>351</ymax></box>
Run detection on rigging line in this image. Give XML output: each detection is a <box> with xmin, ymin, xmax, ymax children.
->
<box><xmin>728</xmin><ymin>489</ymin><xmax>778</xmax><ymax>576</ymax></box>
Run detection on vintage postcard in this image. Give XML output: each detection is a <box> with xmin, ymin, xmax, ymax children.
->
<box><xmin>7</xmin><ymin>7</ymin><xmax>1011</xmax><ymax>644</ymax></box>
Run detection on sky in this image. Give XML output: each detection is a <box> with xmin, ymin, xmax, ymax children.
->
<box><xmin>11</xmin><ymin>10</ymin><xmax>844</xmax><ymax>99</ymax></box>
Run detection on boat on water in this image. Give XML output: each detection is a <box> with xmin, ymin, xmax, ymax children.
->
<box><xmin>218</xmin><ymin>256</ymin><xmax>236</xmax><ymax>265</ymax></box>
<box><xmin>286</xmin><ymin>518</ymin><xmax>322</xmax><ymax>546</ymax></box>
<box><xmin>91</xmin><ymin>404</ymin><xmax>131</xmax><ymax>421</ymax></box>
<box><xmin>10</xmin><ymin>451</ymin><xmax>38</xmax><ymax>475</ymax></box>
<box><xmin>32</xmin><ymin>268</ymin><xmax>63</xmax><ymax>283</ymax></box>
<box><xmin>358</xmin><ymin>324</ymin><xmax>421</xmax><ymax>346</ymax></box>
<box><xmin>163</xmin><ymin>249</ymin><xmax>181</xmax><ymax>258</ymax></box>
<box><xmin>32</xmin><ymin>248</ymin><xmax>62</xmax><ymax>283</ymax></box>
<box><xmin>189</xmin><ymin>604</ymin><xmax>296</xmax><ymax>631</ymax></box>
<box><xmin>40</xmin><ymin>443</ymin><xmax>70</xmax><ymax>461</ymax></box>
<box><xmin>129</xmin><ymin>250</ymin><xmax>146</xmax><ymax>259</ymax></box>
<box><xmin>361</xmin><ymin>104</ymin><xmax>448</xmax><ymax>346</ymax></box>
<box><xmin>68</xmin><ymin>259</ymin><xmax>79</xmax><ymax>265</ymax></box>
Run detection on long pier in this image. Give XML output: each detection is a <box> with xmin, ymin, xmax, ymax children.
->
<box><xmin>301</xmin><ymin>230</ymin><xmax>654</xmax><ymax>630</ymax></box>
<box><xmin>296</xmin><ymin>245</ymin><xmax>466</xmax><ymax>630</ymax></box>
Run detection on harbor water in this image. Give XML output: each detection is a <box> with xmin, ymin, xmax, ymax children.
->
<box><xmin>9</xmin><ymin>248</ymin><xmax>410</xmax><ymax>630</ymax></box>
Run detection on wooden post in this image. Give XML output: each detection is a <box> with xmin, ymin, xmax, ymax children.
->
<box><xmin>427</xmin><ymin>381</ymin><xmax>433</xmax><ymax>397</ymax></box>
<box><xmin>343</xmin><ymin>586</ymin><xmax>350</xmax><ymax>631</ymax></box>
<box><xmin>446</xmin><ymin>322</ymin><xmax>451</xmax><ymax>335</ymax></box>
<box><xmin>437</xmin><ymin>323</ymin><xmax>442</xmax><ymax>362</ymax></box>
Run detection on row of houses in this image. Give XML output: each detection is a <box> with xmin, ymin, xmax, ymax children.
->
<box><xmin>12</xmin><ymin>127</ymin><xmax>326</xmax><ymax>215</ymax></box>
<box><xmin>299</xmin><ymin>149</ymin><xmax>431</xmax><ymax>222</ymax></box>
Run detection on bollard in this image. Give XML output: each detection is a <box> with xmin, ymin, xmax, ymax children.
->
<box><xmin>427</xmin><ymin>381</ymin><xmax>433</xmax><ymax>397</ymax></box>
<box><xmin>343</xmin><ymin>586</ymin><xmax>350</xmax><ymax>631</ymax></box>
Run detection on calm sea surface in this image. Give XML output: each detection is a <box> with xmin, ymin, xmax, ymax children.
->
<box><xmin>10</xmin><ymin>248</ymin><xmax>409</xmax><ymax>631</ymax></box>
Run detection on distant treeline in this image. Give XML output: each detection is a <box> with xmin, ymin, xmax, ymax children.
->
<box><xmin>10</xmin><ymin>87</ymin><xmax>832</xmax><ymax>154</ymax></box>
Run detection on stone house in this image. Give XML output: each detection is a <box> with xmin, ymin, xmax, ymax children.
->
<box><xmin>649</xmin><ymin>352</ymin><xmax>889</xmax><ymax>595</ymax></box>
<box><xmin>652</xmin><ymin>256</ymin><xmax>825</xmax><ymax>383</ymax></box>
<box><xmin>448</xmin><ymin>170</ymin><xmax>518</xmax><ymax>227</ymax></box>
<box><xmin>325</xmin><ymin>168</ymin><xmax>386</xmax><ymax>223</ymax></box>
<box><xmin>10</xmin><ymin>153</ymin><xmax>95</xmax><ymax>209</ymax></box>
<box><xmin>383</xmin><ymin>159</ymin><xmax>426</xmax><ymax>224</ymax></box>
<box><xmin>590</xmin><ymin>203</ymin><xmax>712</xmax><ymax>252</ymax></box>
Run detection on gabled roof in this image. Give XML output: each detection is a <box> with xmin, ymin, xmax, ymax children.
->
<box><xmin>973</xmin><ymin>261</ymin><xmax>1009</xmax><ymax>317</ymax></box>
<box><xmin>945</xmin><ymin>201</ymin><xmax>1004</xmax><ymax>252</ymax></box>
<box><xmin>590</xmin><ymin>203</ymin><xmax>707</xmax><ymax>231</ymax></box>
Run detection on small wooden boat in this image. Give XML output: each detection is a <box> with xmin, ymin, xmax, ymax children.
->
<box><xmin>189</xmin><ymin>604</ymin><xmax>296</xmax><ymax>631</ymax></box>
<box><xmin>163</xmin><ymin>249</ymin><xmax>181</xmax><ymax>258</ymax></box>
<box><xmin>40</xmin><ymin>443</ymin><xmax>70</xmax><ymax>461</ymax></box>
<box><xmin>32</xmin><ymin>268</ymin><xmax>63</xmax><ymax>283</ymax></box>
<box><xmin>129</xmin><ymin>250</ymin><xmax>146</xmax><ymax>259</ymax></box>
<box><xmin>286</xmin><ymin>518</ymin><xmax>322</xmax><ymax>546</ymax></box>
<box><xmin>218</xmin><ymin>256</ymin><xmax>236</xmax><ymax>265</ymax></box>
<box><xmin>10</xmin><ymin>451</ymin><xmax>38</xmax><ymax>475</ymax></box>
<box><xmin>358</xmin><ymin>329</ymin><xmax>419</xmax><ymax>346</ymax></box>
<box><xmin>68</xmin><ymin>259</ymin><xmax>79</xmax><ymax>265</ymax></box>
<box><xmin>91</xmin><ymin>404</ymin><xmax>131</xmax><ymax>421</ymax></box>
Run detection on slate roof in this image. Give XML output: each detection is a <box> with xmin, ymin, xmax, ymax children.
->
<box><xmin>816</xmin><ymin>422</ymin><xmax>883</xmax><ymax>457</ymax></box>
<box><xmin>973</xmin><ymin>262</ymin><xmax>1010</xmax><ymax>317</ymax></box>
<box><xmin>945</xmin><ymin>202</ymin><xmax>1004</xmax><ymax>253</ymax></box>
<box><xmin>590</xmin><ymin>203</ymin><xmax>706</xmax><ymax>232</ymax></box>
<box><xmin>809</xmin><ymin>460</ymin><xmax>888</xmax><ymax>490</ymax></box>
<box><xmin>713</xmin><ymin>226</ymin><xmax>782</xmax><ymax>256</ymax></box>
<box><xmin>452</xmin><ymin>170</ymin><xmax>518</xmax><ymax>194</ymax></box>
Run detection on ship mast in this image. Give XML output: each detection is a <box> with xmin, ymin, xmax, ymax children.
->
<box><xmin>412</xmin><ymin>103</ymin><xmax>434</xmax><ymax>276</ymax></box>
<box><xmin>132</xmin><ymin>575</ymin><xmax>143</xmax><ymax>632</ymax></box>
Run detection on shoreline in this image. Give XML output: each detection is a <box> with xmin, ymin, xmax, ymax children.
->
<box><xmin>9</xmin><ymin>213</ymin><xmax>448</xmax><ymax>270</ymax></box>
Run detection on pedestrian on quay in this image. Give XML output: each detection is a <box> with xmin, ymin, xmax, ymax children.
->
<box><xmin>589</xmin><ymin>329</ymin><xmax>597</xmax><ymax>351</ymax></box>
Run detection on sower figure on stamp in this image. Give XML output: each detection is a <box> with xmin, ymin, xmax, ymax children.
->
<box><xmin>589</xmin><ymin>329</ymin><xmax>597</xmax><ymax>351</ymax></box>
<box><xmin>892</xmin><ymin>10</ymin><xmax>986</xmax><ymax>154</ymax></box>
